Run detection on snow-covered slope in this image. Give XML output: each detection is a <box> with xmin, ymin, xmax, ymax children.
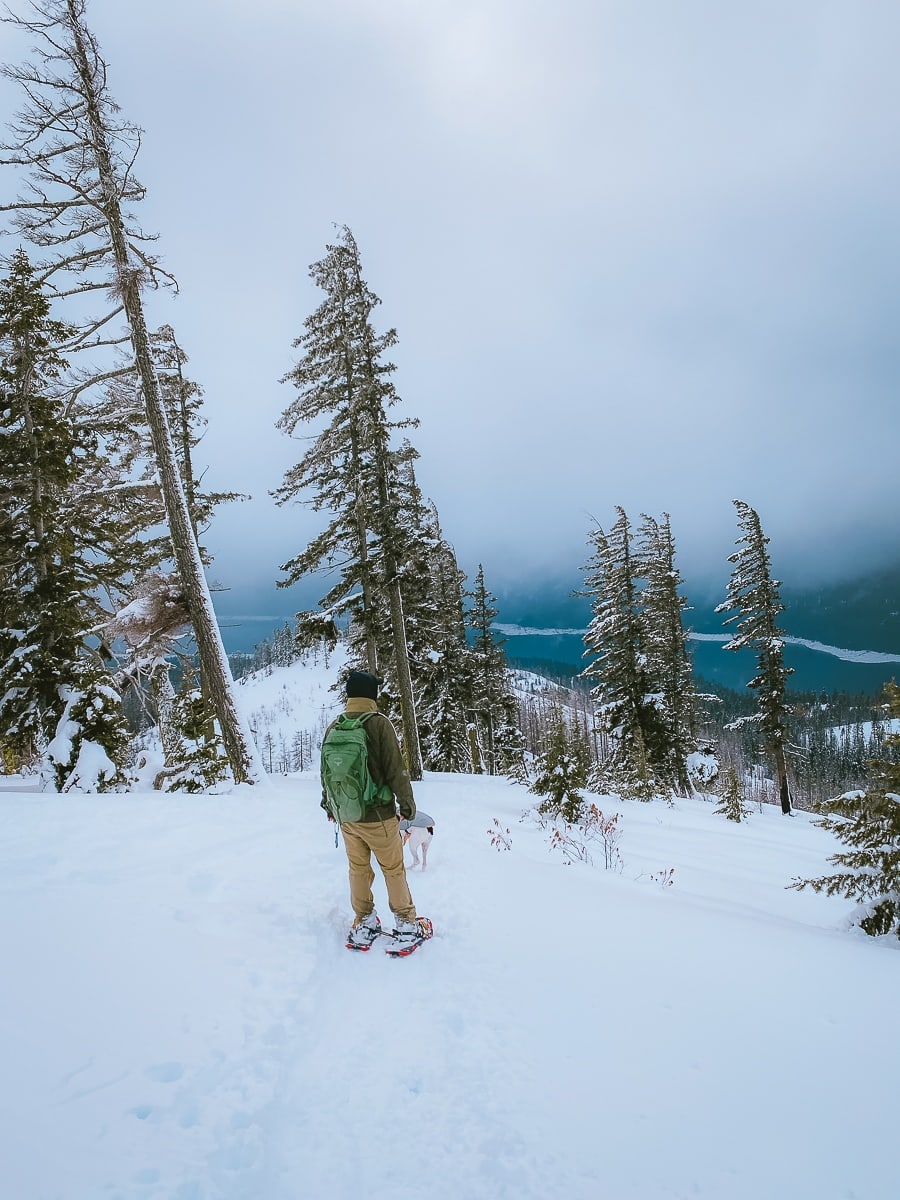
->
<box><xmin>1</xmin><ymin>659</ymin><xmax>897</xmax><ymax>1200</ymax></box>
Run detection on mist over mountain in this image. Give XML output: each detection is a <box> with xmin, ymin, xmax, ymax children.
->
<box><xmin>215</xmin><ymin>561</ymin><xmax>899</xmax><ymax>697</ymax></box>
<box><xmin>493</xmin><ymin>561</ymin><xmax>900</xmax><ymax>696</ymax></box>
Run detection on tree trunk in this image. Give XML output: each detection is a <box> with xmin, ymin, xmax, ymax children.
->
<box><xmin>774</xmin><ymin>742</ymin><xmax>792</xmax><ymax>814</ymax></box>
<box><xmin>386</xmin><ymin>573</ymin><xmax>423</xmax><ymax>779</ymax></box>
<box><xmin>69</xmin><ymin>6</ymin><xmax>262</xmax><ymax>784</ymax></box>
<box><xmin>150</xmin><ymin>660</ymin><xmax>179</xmax><ymax>766</ymax></box>
<box><xmin>370</xmin><ymin>444</ymin><xmax>422</xmax><ymax>779</ymax></box>
<box><xmin>349</xmin><ymin>421</ymin><xmax>378</xmax><ymax>674</ymax></box>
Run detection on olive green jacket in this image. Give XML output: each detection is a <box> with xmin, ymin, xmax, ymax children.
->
<box><xmin>320</xmin><ymin>697</ymin><xmax>416</xmax><ymax>823</ymax></box>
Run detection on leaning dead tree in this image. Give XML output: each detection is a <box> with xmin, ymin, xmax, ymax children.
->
<box><xmin>0</xmin><ymin>0</ymin><xmax>263</xmax><ymax>783</ymax></box>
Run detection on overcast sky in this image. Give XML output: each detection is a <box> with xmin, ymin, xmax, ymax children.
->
<box><xmin>2</xmin><ymin>1</ymin><xmax>898</xmax><ymax>619</ymax></box>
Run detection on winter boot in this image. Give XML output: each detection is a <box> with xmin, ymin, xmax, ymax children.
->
<box><xmin>391</xmin><ymin>916</ymin><xmax>433</xmax><ymax>945</ymax></box>
<box><xmin>346</xmin><ymin>912</ymin><xmax>382</xmax><ymax>951</ymax></box>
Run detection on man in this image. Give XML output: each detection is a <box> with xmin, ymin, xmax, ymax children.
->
<box><xmin>321</xmin><ymin>669</ymin><xmax>432</xmax><ymax>951</ymax></box>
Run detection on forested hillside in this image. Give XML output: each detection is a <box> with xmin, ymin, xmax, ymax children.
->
<box><xmin>2</xmin><ymin>1</ymin><xmax>897</xmax><ymax>936</ymax></box>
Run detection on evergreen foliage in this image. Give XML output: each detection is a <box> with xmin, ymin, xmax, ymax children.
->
<box><xmin>637</xmin><ymin>513</ymin><xmax>696</xmax><ymax>794</ymax></box>
<box><xmin>0</xmin><ymin>249</ymin><xmax>130</xmax><ymax>775</ymax></box>
<box><xmin>274</xmin><ymin>225</ymin><xmax>423</xmax><ymax>776</ymax></box>
<box><xmin>529</xmin><ymin>705</ymin><xmax>590</xmax><ymax>823</ymax></box>
<box><xmin>791</xmin><ymin>682</ymin><xmax>900</xmax><ymax>937</ymax></box>
<box><xmin>714</xmin><ymin>767</ymin><xmax>752</xmax><ymax>822</ymax></box>
<box><xmin>581</xmin><ymin>508</ymin><xmax>675</xmax><ymax>797</ymax></box>
<box><xmin>465</xmin><ymin>566</ymin><xmax>522</xmax><ymax>776</ymax></box>
<box><xmin>154</xmin><ymin>681</ymin><xmax>231</xmax><ymax>793</ymax></box>
<box><xmin>716</xmin><ymin>500</ymin><xmax>794</xmax><ymax>813</ymax></box>
<box><xmin>414</xmin><ymin>506</ymin><xmax>474</xmax><ymax>773</ymax></box>
<box><xmin>47</xmin><ymin>662</ymin><xmax>132</xmax><ymax>792</ymax></box>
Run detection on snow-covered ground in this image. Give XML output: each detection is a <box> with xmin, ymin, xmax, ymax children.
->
<box><xmin>1</xmin><ymin>659</ymin><xmax>898</xmax><ymax>1200</ymax></box>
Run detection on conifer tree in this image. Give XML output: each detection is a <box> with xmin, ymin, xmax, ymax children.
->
<box><xmin>714</xmin><ymin>766</ymin><xmax>752</xmax><ymax>822</ymax></box>
<box><xmin>99</xmin><ymin>323</ymin><xmax>248</xmax><ymax>783</ymax></box>
<box><xmin>581</xmin><ymin>508</ymin><xmax>668</xmax><ymax>797</ymax></box>
<box><xmin>46</xmin><ymin>660</ymin><xmax>133</xmax><ymax>792</ymax></box>
<box><xmin>791</xmin><ymin>682</ymin><xmax>900</xmax><ymax>937</ymax></box>
<box><xmin>716</xmin><ymin>500</ymin><xmax>793</xmax><ymax>814</ymax></box>
<box><xmin>1</xmin><ymin>0</ymin><xmax>261</xmax><ymax>783</ymax></box>
<box><xmin>274</xmin><ymin>226</ymin><xmax>422</xmax><ymax>776</ymax></box>
<box><xmin>153</xmin><ymin>671</ymin><xmax>231</xmax><ymax>793</ymax></box>
<box><xmin>0</xmin><ymin>248</ymin><xmax>83</xmax><ymax>762</ymax></box>
<box><xmin>465</xmin><ymin>565</ymin><xmax>519</xmax><ymax>775</ymax></box>
<box><xmin>0</xmin><ymin>248</ymin><xmax>131</xmax><ymax>784</ymax></box>
<box><xmin>413</xmin><ymin>503</ymin><xmax>473</xmax><ymax>773</ymax></box>
<box><xmin>530</xmin><ymin>705</ymin><xmax>589</xmax><ymax>823</ymax></box>
<box><xmin>638</xmin><ymin>513</ymin><xmax>696</xmax><ymax>795</ymax></box>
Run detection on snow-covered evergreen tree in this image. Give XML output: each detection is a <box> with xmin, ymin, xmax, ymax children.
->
<box><xmin>465</xmin><ymin>565</ymin><xmax>519</xmax><ymax>776</ymax></box>
<box><xmin>791</xmin><ymin>682</ymin><xmax>900</xmax><ymax>937</ymax></box>
<box><xmin>716</xmin><ymin>500</ymin><xmax>793</xmax><ymax>814</ymax></box>
<box><xmin>0</xmin><ymin>249</ymin><xmax>130</xmax><ymax>781</ymax></box>
<box><xmin>581</xmin><ymin>508</ymin><xmax>669</xmax><ymax>797</ymax></box>
<box><xmin>529</xmin><ymin>705</ymin><xmax>590</xmax><ymax>823</ymax></box>
<box><xmin>46</xmin><ymin>660</ymin><xmax>133</xmax><ymax>793</ymax></box>
<box><xmin>96</xmin><ymin>324</ymin><xmax>246</xmax><ymax>785</ymax></box>
<box><xmin>153</xmin><ymin>673</ymin><xmax>231</xmax><ymax>794</ymax></box>
<box><xmin>638</xmin><ymin>513</ymin><xmax>696</xmax><ymax>795</ymax></box>
<box><xmin>714</xmin><ymin>766</ymin><xmax>752</xmax><ymax>822</ymax></box>
<box><xmin>414</xmin><ymin>503</ymin><xmax>473</xmax><ymax>773</ymax></box>
<box><xmin>274</xmin><ymin>226</ymin><xmax>423</xmax><ymax>776</ymax></box>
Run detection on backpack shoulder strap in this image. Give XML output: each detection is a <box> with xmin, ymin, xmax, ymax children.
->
<box><xmin>335</xmin><ymin>712</ymin><xmax>380</xmax><ymax>727</ymax></box>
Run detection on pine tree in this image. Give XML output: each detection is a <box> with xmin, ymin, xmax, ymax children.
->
<box><xmin>97</xmin><ymin>324</ymin><xmax>246</xmax><ymax>782</ymax></box>
<box><xmin>153</xmin><ymin>672</ymin><xmax>231</xmax><ymax>793</ymax></box>
<box><xmin>1</xmin><ymin>0</ymin><xmax>261</xmax><ymax>784</ymax></box>
<box><xmin>0</xmin><ymin>249</ymin><xmax>132</xmax><ymax>784</ymax></box>
<box><xmin>581</xmin><ymin>508</ymin><xmax>668</xmax><ymax>797</ymax></box>
<box><xmin>46</xmin><ymin>660</ymin><xmax>133</xmax><ymax>792</ymax></box>
<box><xmin>274</xmin><ymin>226</ymin><xmax>422</xmax><ymax>776</ymax></box>
<box><xmin>714</xmin><ymin>766</ymin><xmax>752</xmax><ymax>822</ymax></box>
<box><xmin>0</xmin><ymin>249</ymin><xmax>81</xmax><ymax>762</ymax></box>
<box><xmin>638</xmin><ymin>513</ymin><xmax>696</xmax><ymax>795</ymax></box>
<box><xmin>791</xmin><ymin>682</ymin><xmax>900</xmax><ymax>937</ymax></box>
<box><xmin>465</xmin><ymin>565</ymin><xmax>519</xmax><ymax>776</ymax></box>
<box><xmin>716</xmin><ymin>500</ymin><xmax>793</xmax><ymax>814</ymax></box>
<box><xmin>530</xmin><ymin>705</ymin><xmax>589</xmax><ymax>823</ymax></box>
<box><xmin>413</xmin><ymin>503</ymin><xmax>473</xmax><ymax>773</ymax></box>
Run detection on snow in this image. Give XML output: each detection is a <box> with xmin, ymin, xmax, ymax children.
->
<box><xmin>1</xmin><ymin>659</ymin><xmax>898</xmax><ymax>1200</ymax></box>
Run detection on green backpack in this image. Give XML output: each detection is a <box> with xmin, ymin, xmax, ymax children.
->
<box><xmin>321</xmin><ymin>712</ymin><xmax>392</xmax><ymax>823</ymax></box>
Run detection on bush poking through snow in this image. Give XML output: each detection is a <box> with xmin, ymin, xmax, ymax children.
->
<box><xmin>487</xmin><ymin>818</ymin><xmax>513</xmax><ymax>852</ymax></box>
<box><xmin>537</xmin><ymin>803</ymin><xmax>624</xmax><ymax>871</ymax></box>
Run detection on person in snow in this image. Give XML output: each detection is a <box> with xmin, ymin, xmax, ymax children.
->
<box><xmin>321</xmin><ymin>670</ymin><xmax>431</xmax><ymax>949</ymax></box>
<box><xmin>399</xmin><ymin>810</ymin><xmax>435</xmax><ymax>869</ymax></box>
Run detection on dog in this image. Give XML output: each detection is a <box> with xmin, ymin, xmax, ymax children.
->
<box><xmin>400</xmin><ymin>811</ymin><xmax>435</xmax><ymax>870</ymax></box>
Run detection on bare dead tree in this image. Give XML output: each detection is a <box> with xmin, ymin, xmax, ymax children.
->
<box><xmin>1</xmin><ymin>0</ymin><xmax>262</xmax><ymax>782</ymax></box>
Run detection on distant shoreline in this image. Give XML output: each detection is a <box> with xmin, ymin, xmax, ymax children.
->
<box><xmin>495</xmin><ymin>624</ymin><xmax>900</xmax><ymax>665</ymax></box>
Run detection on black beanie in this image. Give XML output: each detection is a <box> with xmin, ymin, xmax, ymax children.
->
<box><xmin>346</xmin><ymin>670</ymin><xmax>381</xmax><ymax>701</ymax></box>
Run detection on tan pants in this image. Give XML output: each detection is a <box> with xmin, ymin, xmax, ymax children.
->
<box><xmin>341</xmin><ymin>817</ymin><xmax>416</xmax><ymax>924</ymax></box>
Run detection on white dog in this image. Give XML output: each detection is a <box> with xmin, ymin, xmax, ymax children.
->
<box><xmin>400</xmin><ymin>811</ymin><xmax>435</xmax><ymax>870</ymax></box>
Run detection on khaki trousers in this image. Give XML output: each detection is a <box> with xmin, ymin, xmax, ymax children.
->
<box><xmin>341</xmin><ymin>816</ymin><xmax>416</xmax><ymax>924</ymax></box>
